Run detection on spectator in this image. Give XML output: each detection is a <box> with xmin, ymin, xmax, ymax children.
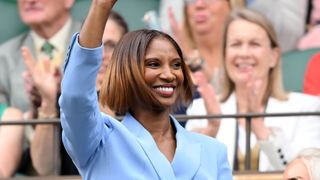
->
<box><xmin>0</xmin><ymin>0</ymin><xmax>81</xmax><ymax>112</ymax></box>
<box><xmin>168</xmin><ymin>0</ymin><xmax>243</xmax><ymax>90</ymax></box>
<box><xmin>58</xmin><ymin>0</ymin><xmax>232</xmax><ymax>179</ymax></box>
<box><xmin>283</xmin><ymin>148</ymin><xmax>320</xmax><ymax>180</ymax></box>
<box><xmin>303</xmin><ymin>53</ymin><xmax>320</xmax><ymax>96</ymax></box>
<box><xmin>186</xmin><ymin>8</ymin><xmax>320</xmax><ymax>171</ymax></box>
<box><xmin>0</xmin><ymin>0</ymin><xmax>81</xmax><ymax>176</ymax></box>
<box><xmin>96</xmin><ymin>11</ymin><xmax>129</xmax><ymax>91</ymax></box>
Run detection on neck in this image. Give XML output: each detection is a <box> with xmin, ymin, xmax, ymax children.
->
<box><xmin>31</xmin><ymin>14</ymin><xmax>70</xmax><ymax>39</ymax></box>
<box><xmin>133</xmin><ymin>108</ymin><xmax>175</xmax><ymax>140</ymax></box>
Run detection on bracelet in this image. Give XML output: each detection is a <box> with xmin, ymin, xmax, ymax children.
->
<box><xmin>38</xmin><ymin>110</ymin><xmax>57</xmax><ymax>119</ymax></box>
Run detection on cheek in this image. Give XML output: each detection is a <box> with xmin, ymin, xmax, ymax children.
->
<box><xmin>143</xmin><ymin>70</ymin><xmax>155</xmax><ymax>85</ymax></box>
<box><xmin>177</xmin><ymin>71</ymin><xmax>184</xmax><ymax>84</ymax></box>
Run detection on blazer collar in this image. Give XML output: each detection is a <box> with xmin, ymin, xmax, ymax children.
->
<box><xmin>122</xmin><ymin>113</ymin><xmax>201</xmax><ymax>179</ymax></box>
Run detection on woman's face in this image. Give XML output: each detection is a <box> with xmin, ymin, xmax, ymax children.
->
<box><xmin>225</xmin><ymin>19</ymin><xmax>279</xmax><ymax>85</ymax></box>
<box><xmin>283</xmin><ymin>158</ymin><xmax>311</xmax><ymax>180</ymax></box>
<box><xmin>186</xmin><ymin>0</ymin><xmax>230</xmax><ymax>35</ymax></box>
<box><xmin>144</xmin><ymin>38</ymin><xmax>184</xmax><ymax>108</ymax></box>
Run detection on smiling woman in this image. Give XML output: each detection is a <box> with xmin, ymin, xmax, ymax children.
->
<box><xmin>99</xmin><ymin>31</ymin><xmax>192</xmax><ymax>114</ymax></box>
<box><xmin>58</xmin><ymin>0</ymin><xmax>232</xmax><ymax>179</ymax></box>
<box><xmin>186</xmin><ymin>8</ymin><xmax>320</xmax><ymax>172</ymax></box>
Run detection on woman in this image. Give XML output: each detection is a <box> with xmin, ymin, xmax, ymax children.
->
<box><xmin>169</xmin><ymin>0</ymin><xmax>244</xmax><ymax>88</ymax></box>
<box><xmin>186</xmin><ymin>9</ymin><xmax>320</xmax><ymax>171</ymax></box>
<box><xmin>58</xmin><ymin>0</ymin><xmax>232</xmax><ymax>179</ymax></box>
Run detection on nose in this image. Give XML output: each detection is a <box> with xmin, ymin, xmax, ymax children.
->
<box><xmin>239</xmin><ymin>45</ymin><xmax>250</xmax><ymax>58</ymax></box>
<box><xmin>160</xmin><ymin>65</ymin><xmax>176</xmax><ymax>82</ymax></box>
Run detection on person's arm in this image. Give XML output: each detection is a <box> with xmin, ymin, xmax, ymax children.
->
<box><xmin>59</xmin><ymin>0</ymin><xmax>117</xmax><ymax>168</ymax></box>
<box><xmin>21</xmin><ymin>47</ymin><xmax>60</xmax><ymax>175</ymax></box>
<box><xmin>0</xmin><ymin>108</ymin><xmax>24</xmax><ymax>178</ymax></box>
<box><xmin>260</xmin><ymin>94</ymin><xmax>320</xmax><ymax>170</ymax></box>
<box><xmin>30</xmin><ymin>99</ymin><xmax>58</xmax><ymax>175</ymax></box>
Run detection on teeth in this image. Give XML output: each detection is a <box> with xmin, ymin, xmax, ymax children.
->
<box><xmin>237</xmin><ymin>63</ymin><xmax>254</xmax><ymax>68</ymax></box>
<box><xmin>155</xmin><ymin>87</ymin><xmax>174</xmax><ymax>92</ymax></box>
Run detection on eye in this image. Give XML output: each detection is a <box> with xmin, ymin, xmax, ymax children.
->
<box><xmin>229</xmin><ymin>42</ymin><xmax>241</xmax><ymax>47</ymax></box>
<box><xmin>250</xmin><ymin>41</ymin><xmax>261</xmax><ymax>47</ymax></box>
<box><xmin>145</xmin><ymin>59</ymin><xmax>160</xmax><ymax>68</ymax></box>
<box><xmin>172</xmin><ymin>60</ymin><xmax>182</xmax><ymax>70</ymax></box>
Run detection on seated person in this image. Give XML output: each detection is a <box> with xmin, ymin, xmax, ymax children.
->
<box><xmin>186</xmin><ymin>8</ymin><xmax>320</xmax><ymax>172</ymax></box>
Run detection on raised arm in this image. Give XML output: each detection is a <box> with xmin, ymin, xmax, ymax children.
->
<box><xmin>79</xmin><ymin>0</ymin><xmax>117</xmax><ymax>48</ymax></box>
<box><xmin>59</xmin><ymin>0</ymin><xmax>117</xmax><ymax>168</ymax></box>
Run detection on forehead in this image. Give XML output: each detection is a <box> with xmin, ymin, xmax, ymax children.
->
<box><xmin>227</xmin><ymin>19</ymin><xmax>269</xmax><ymax>41</ymax></box>
<box><xmin>145</xmin><ymin>38</ymin><xmax>179</xmax><ymax>56</ymax></box>
<box><xmin>103</xmin><ymin>19</ymin><xmax>123</xmax><ymax>43</ymax></box>
<box><xmin>284</xmin><ymin>159</ymin><xmax>310</xmax><ymax>179</ymax></box>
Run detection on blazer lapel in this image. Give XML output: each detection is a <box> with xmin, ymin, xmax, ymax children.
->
<box><xmin>171</xmin><ymin>117</ymin><xmax>201</xmax><ymax>179</ymax></box>
<box><xmin>122</xmin><ymin>113</ymin><xmax>176</xmax><ymax>180</ymax></box>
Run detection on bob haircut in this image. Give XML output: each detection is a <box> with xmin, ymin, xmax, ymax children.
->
<box><xmin>99</xmin><ymin>29</ymin><xmax>194</xmax><ymax>115</ymax></box>
<box><xmin>220</xmin><ymin>8</ymin><xmax>288</xmax><ymax>103</ymax></box>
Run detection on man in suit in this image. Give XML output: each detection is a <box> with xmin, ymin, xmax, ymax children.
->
<box><xmin>0</xmin><ymin>0</ymin><xmax>81</xmax><ymax>112</ymax></box>
<box><xmin>0</xmin><ymin>0</ymin><xmax>81</xmax><ymax>176</ymax></box>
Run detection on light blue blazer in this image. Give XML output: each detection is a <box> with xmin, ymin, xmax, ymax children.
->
<box><xmin>59</xmin><ymin>33</ymin><xmax>232</xmax><ymax>180</ymax></box>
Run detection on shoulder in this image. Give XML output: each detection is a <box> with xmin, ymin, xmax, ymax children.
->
<box><xmin>288</xmin><ymin>92</ymin><xmax>320</xmax><ymax>105</ymax></box>
<box><xmin>184</xmin><ymin>130</ymin><xmax>227</xmax><ymax>152</ymax></box>
<box><xmin>0</xmin><ymin>32</ymin><xmax>28</xmax><ymax>55</ymax></box>
<box><xmin>270</xmin><ymin>92</ymin><xmax>320</xmax><ymax>111</ymax></box>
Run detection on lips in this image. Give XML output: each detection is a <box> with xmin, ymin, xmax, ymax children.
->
<box><xmin>235</xmin><ymin>62</ymin><xmax>255</xmax><ymax>72</ymax></box>
<box><xmin>153</xmin><ymin>85</ymin><xmax>176</xmax><ymax>97</ymax></box>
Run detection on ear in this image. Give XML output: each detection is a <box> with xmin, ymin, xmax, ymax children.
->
<box><xmin>269</xmin><ymin>47</ymin><xmax>280</xmax><ymax>68</ymax></box>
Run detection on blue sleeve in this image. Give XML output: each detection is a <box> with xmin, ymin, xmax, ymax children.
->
<box><xmin>59</xmin><ymin>33</ymin><xmax>110</xmax><ymax>167</ymax></box>
<box><xmin>217</xmin><ymin>144</ymin><xmax>233</xmax><ymax>180</ymax></box>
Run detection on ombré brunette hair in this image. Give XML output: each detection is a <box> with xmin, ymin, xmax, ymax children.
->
<box><xmin>99</xmin><ymin>29</ymin><xmax>193</xmax><ymax>115</ymax></box>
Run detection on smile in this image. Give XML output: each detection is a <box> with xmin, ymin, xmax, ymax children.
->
<box><xmin>153</xmin><ymin>86</ymin><xmax>175</xmax><ymax>97</ymax></box>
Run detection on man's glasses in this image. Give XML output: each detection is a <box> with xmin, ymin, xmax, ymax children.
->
<box><xmin>103</xmin><ymin>40</ymin><xmax>117</xmax><ymax>53</ymax></box>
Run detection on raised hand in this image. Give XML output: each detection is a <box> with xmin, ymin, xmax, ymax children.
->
<box><xmin>192</xmin><ymin>71</ymin><xmax>221</xmax><ymax>137</ymax></box>
<box><xmin>242</xmin><ymin>73</ymin><xmax>271</xmax><ymax>140</ymax></box>
<box><xmin>21</xmin><ymin>47</ymin><xmax>59</xmax><ymax>104</ymax></box>
<box><xmin>168</xmin><ymin>7</ymin><xmax>194</xmax><ymax>58</ymax></box>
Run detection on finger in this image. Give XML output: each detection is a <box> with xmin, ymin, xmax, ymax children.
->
<box><xmin>43</xmin><ymin>57</ymin><xmax>51</xmax><ymax>73</ymax></box>
<box><xmin>21</xmin><ymin>47</ymin><xmax>36</xmax><ymax>72</ymax></box>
